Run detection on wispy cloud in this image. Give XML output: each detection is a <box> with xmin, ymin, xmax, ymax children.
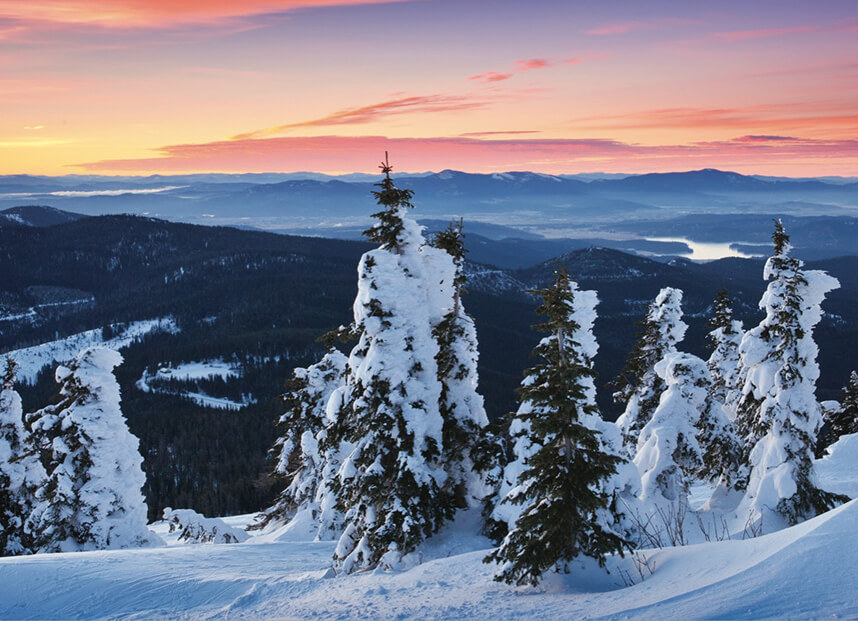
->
<box><xmin>467</xmin><ymin>55</ymin><xmax>587</xmax><ymax>84</ymax></box>
<box><xmin>714</xmin><ymin>26</ymin><xmax>816</xmax><ymax>42</ymax></box>
<box><xmin>567</xmin><ymin>105</ymin><xmax>858</xmax><ymax>134</ymax></box>
<box><xmin>467</xmin><ymin>71</ymin><xmax>513</xmax><ymax>83</ymax></box>
<box><xmin>0</xmin><ymin>0</ymin><xmax>415</xmax><ymax>28</ymax></box>
<box><xmin>230</xmin><ymin>94</ymin><xmax>487</xmax><ymax>140</ymax></box>
<box><xmin>515</xmin><ymin>58</ymin><xmax>549</xmax><ymax>71</ymax></box>
<box><xmin>74</xmin><ymin>133</ymin><xmax>858</xmax><ymax>176</ymax></box>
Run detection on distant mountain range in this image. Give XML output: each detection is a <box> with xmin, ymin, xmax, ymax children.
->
<box><xmin>4</xmin><ymin>169</ymin><xmax>856</xmax><ymax>234</ymax></box>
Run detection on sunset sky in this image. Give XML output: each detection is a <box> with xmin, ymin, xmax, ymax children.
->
<box><xmin>3</xmin><ymin>0</ymin><xmax>857</xmax><ymax>176</ymax></box>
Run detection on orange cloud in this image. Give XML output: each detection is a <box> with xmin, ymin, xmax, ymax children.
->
<box><xmin>230</xmin><ymin>94</ymin><xmax>487</xmax><ymax>140</ymax></box>
<box><xmin>74</xmin><ymin>134</ymin><xmax>858</xmax><ymax>176</ymax></box>
<box><xmin>0</xmin><ymin>0</ymin><xmax>413</xmax><ymax>28</ymax></box>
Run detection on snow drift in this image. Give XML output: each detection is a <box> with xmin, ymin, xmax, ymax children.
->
<box><xmin>0</xmin><ymin>495</ymin><xmax>856</xmax><ymax>620</ymax></box>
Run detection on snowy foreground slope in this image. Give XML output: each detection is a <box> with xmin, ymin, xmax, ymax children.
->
<box><xmin>1</xmin><ymin>444</ymin><xmax>856</xmax><ymax>620</ymax></box>
<box><xmin>0</xmin><ymin>504</ymin><xmax>855</xmax><ymax>619</ymax></box>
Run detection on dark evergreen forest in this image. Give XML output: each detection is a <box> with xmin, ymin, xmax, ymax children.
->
<box><xmin>3</xmin><ymin>214</ymin><xmax>858</xmax><ymax>520</ymax></box>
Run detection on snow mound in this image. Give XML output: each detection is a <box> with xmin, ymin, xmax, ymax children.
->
<box><xmin>1</xmin><ymin>501</ymin><xmax>857</xmax><ymax>619</ymax></box>
<box><xmin>815</xmin><ymin>432</ymin><xmax>858</xmax><ymax>498</ymax></box>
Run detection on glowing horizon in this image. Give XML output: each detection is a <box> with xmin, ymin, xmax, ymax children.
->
<box><xmin>3</xmin><ymin>0</ymin><xmax>857</xmax><ymax>177</ymax></box>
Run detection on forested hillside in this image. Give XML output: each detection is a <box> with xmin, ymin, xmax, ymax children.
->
<box><xmin>3</xmin><ymin>213</ymin><xmax>858</xmax><ymax>520</ymax></box>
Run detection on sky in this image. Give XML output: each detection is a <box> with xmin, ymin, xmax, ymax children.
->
<box><xmin>2</xmin><ymin>0</ymin><xmax>857</xmax><ymax>176</ymax></box>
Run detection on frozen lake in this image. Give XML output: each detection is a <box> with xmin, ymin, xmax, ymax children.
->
<box><xmin>647</xmin><ymin>237</ymin><xmax>758</xmax><ymax>261</ymax></box>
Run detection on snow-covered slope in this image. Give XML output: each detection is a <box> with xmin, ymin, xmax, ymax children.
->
<box><xmin>1</xmin><ymin>495</ymin><xmax>856</xmax><ymax>620</ymax></box>
<box><xmin>5</xmin><ymin>318</ymin><xmax>177</xmax><ymax>383</ymax></box>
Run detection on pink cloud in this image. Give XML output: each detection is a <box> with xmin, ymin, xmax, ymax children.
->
<box><xmin>515</xmin><ymin>58</ymin><xmax>549</xmax><ymax>71</ymax></box>
<box><xmin>231</xmin><ymin>94</ymin><xmax>488</xmax><ymax>140</ymax></box>
<box><xmin>467</xmin><ymin>71</ymin><xmax>513</xmax><ymax>83</ymax></box>
<box><xmin>568</xmin><ymin>105</ymin><xmax>858</xmax><ymax>134</ymax></box>
<box><xmin>467</xmin><ymin>54</ymin><xmax>591</xmax><ymax>85</ymax></box>
<box><xmin>0</xmin><ymin>0</ymin><xmax>415</xmax><ymax>28</ymax></box>
<box><xmin>74</xmin><ymin>134</ymin><xmax>858</xmax><ymax>176</ymax></box>
<box><xmin>715</xmin><ymin>26</ymin><xmax>816</xmax><ymax>42</ymax></box>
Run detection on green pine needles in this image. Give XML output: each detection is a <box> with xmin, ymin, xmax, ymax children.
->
<box><xmin>485</xmin><ymin>268</ymin><xmax>628</xmax><ymax>586</ymax></box>
<box><xmin>363</xmin><ymin>152</ymin><xmax>416</xmax><ymax>252</ymax></box>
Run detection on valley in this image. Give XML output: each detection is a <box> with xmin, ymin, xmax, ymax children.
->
<box><xmin>3</xmin><ymin>203</ymin><xmax>858</xmax><ymax>522</ymax></box>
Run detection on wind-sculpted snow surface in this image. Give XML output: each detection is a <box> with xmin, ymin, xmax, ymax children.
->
<box><xmin>0</xmin><ymin>500</ymin><xmax>857</xmax><ymax>619</ymax></box>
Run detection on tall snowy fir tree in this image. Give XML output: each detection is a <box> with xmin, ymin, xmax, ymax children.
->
<box><xmin>485</xmin><ymin>269</ymin><xmax>630</xmax><ymax>586</ymax></box>
<box><xmin>614</xmin><ymin>287</ymin><xmax>687</xmax><ymax>456</ymax></box>
<box><xmin>706</xmin><ymin>289</ymin><xmax>745</xmax><ymax>417</ymax></box>
<box><xmin>25</xmin><ymin>347</ymin><xmax>158</xmax><ymax>552</ymax></box>
<box><xmin>431</xmin><ymin>220</ymin><xmax>490</xmax><ymax>507</ymax></box>
<box><xmin>735</xmin><ymin>221</ymin><xmax>846</xmax><ymax>525</ymax></box>
<box><xmin>331</xmin><ymin>155</ymin><xmax>462</xmax><ymax>573</ymax></box>
<box><xmin>824</xmin><ymin>372</ymin><xmax>858</xmax><ymax>447</ymax></box>
<box><xmin>257</xmin><ymin>347</ymin><xmax>348</xmax><ymax>535</ymax></box>
<box><xmin>0</xmin><ymin>357</ymin><xmax>46</xmax><ymax>556</ymax></box>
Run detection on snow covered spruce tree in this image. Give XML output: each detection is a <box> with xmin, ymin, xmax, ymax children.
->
<box><xmin>257</xmin><ymin>346</ymin><xmax>348</xmax><ymax>534</ymax></box>
<box><xmin>706</xmin><ymin>289</ymin><xmax>745</xmax><ymax>416</ymax></box>
<box><xmin>0</xmin><ymin>357</ymin><xmax>46</xmax><ymax>556</ymax></box>
<box><xmin>331</xmin><ymin>155</ymin><xmax>465</xmax><ymax>573</ymax></box>
<box><xmin>614</xmin><ymin>287</ymin><xmax>687</xmax><ymax>456</ymax></box>
<box><xmin>25</xmin><ymin>347</ymin><xmax>158</xmax><ymax>552</ymax></box>
<box><xmin>635</xmin><ymin>352</ymin><xmax>738</xmax><ymax>511</ymax></box>
<box><xmin>695</xmin><ymin>391</ymin><xmax>742</xmax><ymax>493</ymax></box>
<box><xmin>431</xmin><ymin>219</ymin><xmax>491</xmax><ymax>507</ymax></box>
<box><xmin>824</xmin><ymin>372</ymin><xmax>858</xmax><ymax>447</ymax></box>
<box><xmin>485</xmin><ymin>268</ymin><xmax>631</xmax><ymax>586</ymax></box>
<box><xmin>735</xmin><ymin>221</ymin><xmax>846</xmax><ymax>525</ymax></box>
